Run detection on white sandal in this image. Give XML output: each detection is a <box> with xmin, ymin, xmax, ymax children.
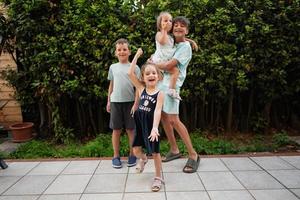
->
<box><xmin>151</xmin><ymin>177</ymin><xmax>165</xmax><ymax>192</ymax></box>
<box><xmin>136</xmin><ymin>156</ymin><xmax>148</xmax><ymax>173</ymax></box>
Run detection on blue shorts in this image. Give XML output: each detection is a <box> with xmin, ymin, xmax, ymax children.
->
<box><xmin>158</xmin><ymin>84</ymin><xmax>180</xmax><ymax>114</ymax></box>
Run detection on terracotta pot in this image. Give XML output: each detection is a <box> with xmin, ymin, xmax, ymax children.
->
<box><xmin>9</xmin><ymin>122</ymin><xmax>34</xmax><ymax>143</ymax></box>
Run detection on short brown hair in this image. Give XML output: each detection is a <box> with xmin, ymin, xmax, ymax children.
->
<box><xmin>173</xmin><ymin>16</ymin><xmax>190</xmax><ymax>30</ymax></box>
<box><xmin>115</xmin><ymin>38</ymin><xmax>129</xmax><ymax>47</ymax></box>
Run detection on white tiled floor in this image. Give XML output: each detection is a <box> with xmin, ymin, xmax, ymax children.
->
<box><xmin>0</xmin><ymin>156</ymin><xmax>300</xmax><ymax>200</ymax></box>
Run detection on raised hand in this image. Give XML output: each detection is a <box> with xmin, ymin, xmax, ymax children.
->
<box><xmin>148</xmin><ymin>127</ymin><xmax>160</xmax><ymax>142</ymax></box>
<box><xmin>161</xmin><ymin>22</ymin><xmax>168</xmax><ymax>30</ymax></box>
<box><xmin>135</xmin><ymin>48</ymin><xmax>143</xmax><ymax>58</ymax></box>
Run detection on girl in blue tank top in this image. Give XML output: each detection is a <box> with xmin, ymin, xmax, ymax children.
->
<box><xmin>128</xmin><ymin>48</ymin><xmax>165</xmax><ymax>192</ymax></box>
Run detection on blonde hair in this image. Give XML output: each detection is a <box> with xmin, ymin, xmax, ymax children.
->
<box><xmin>140</xmin><ymin>62</ymin><xmax>163</xmax><ymax>84</ymax></box>
<box><xmin>156</xmin><ymin>11</ymin><xmax>172</xmax><ymax>31</ymax></box>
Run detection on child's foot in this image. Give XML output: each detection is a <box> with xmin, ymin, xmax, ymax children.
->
<box><xmin>167</xmin><ymin>89</ymin><xmax>182</xmax><ymax>100</ymax></box>
<box><xmin>151</xmin><ymin>177</ymin><xmax>165</xmax><ymax>192</ymax></box>
<box><xmin>127</xmin><ymin>155</ymin><xmax>137</xmax><ymax>167</ymax></box>
<box><xmin>136</xmin><ymin>156</ymin><xmax>148</xmax><ymax>173</ymax></box>
<box><xmin>112</xmin><ymin>157</ymin><xmax>122</xmax><ymax>169</ymax></box>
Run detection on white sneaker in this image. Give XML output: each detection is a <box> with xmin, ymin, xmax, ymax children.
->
<box><xmin>167</xmin><ymin>89</ymin><xmax>182</xmax><ymax>100</ymax></box>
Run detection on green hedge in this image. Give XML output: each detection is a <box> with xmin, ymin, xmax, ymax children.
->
<box><xmin>0</xmin><ymin>0</ymin><xmax>299</xmax><ymax>142</ymax></box>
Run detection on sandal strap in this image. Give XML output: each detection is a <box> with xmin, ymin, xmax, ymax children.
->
<box><xmin>154</xmin><ymin>177</ymin><xmax>165</xmax><ymax>184</ymax></box>
<box><xmin>183</xmin><ymin>155</ymin><xmax>200</xmax><ymax>173</ymax></box>
<box><xmin>152</xmin><ymin>177</ymin><xmax>165</xmax><ymax>192</ymax></box>
<box><xmin>185</xmin><ymin>158</ymin><xmax>195</xmax><ymax>167</ymax></box>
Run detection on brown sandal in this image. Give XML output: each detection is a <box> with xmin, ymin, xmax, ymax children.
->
<box><xmin>151</xmin><ymin>177</ymin><xmax>165</xmax><ymax>192</ymax></box>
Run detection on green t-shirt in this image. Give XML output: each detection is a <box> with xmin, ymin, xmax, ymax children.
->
<box><xmin>108</xmin><ymin>62</ymin><xmax>140</xmax><ymax>102</ymax></box>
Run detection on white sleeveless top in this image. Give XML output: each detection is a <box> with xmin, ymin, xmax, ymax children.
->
<box><xmin>152</xmin><ymin>34</ymin><xmax>176</xmax><ymax>63</ymax></box>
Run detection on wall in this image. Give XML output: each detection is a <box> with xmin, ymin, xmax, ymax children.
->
<box><xmin>0</xmin><ymin>52</ymin><xmax>23</xmax><ymax>128</ymax></box>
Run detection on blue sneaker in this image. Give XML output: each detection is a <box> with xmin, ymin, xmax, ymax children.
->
<box><xmin>127</xmin><ymin>155</ymin><xmax>137</xmax><ymax>167</ymax></box>
<box><xmin>112</xmin><ymin>157</ymin><xmax>122</xmax><ymax>168</ymax></box>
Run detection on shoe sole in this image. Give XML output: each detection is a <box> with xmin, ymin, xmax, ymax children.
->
<box><xmin>127</xmin><ymin>163</ymin><xmax>137</xmax><ymax>167</ymax></box>
<box><xmin>112</xmin><ymin>164</ymin><xmax>122</xmax><ymax>169</ymax></box>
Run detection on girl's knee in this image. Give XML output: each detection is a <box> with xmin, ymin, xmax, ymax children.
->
<box><xmin>133</xmin><ymin>147</ymin><xmax>141</xmax><ymax>155</ymax></box>
<box><xmin>152</xmin><ymin>153</ymin><xmax>160</xmax><ymax>158</ymax></box>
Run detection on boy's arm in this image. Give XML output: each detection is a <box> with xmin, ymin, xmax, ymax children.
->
<box><xmin>106</xmin><ymin>81</ymin><xmax>113</xmax><ymax>113</ymax></box>
<box><xmin>155</xmin><ymin>43</ymin><xmax>191</xmax><ymax>72</ymax></box>
<box><xmin>185</xmin><ymin>38</ymin><xmax>199</xmax><ymax>51</ymax></box>
<box><xmin>155</xmin><ymin>58</ymin><xmax>178</xmax><ymax>72</ymax></box>
<box><xmin>128</xmin><ymin>48</ymin><xmax>144</xmax><ymax>94</ymax></box>
<box><xmin>148</xmin><ymin>92</ymin><xmax>164</xmax><ymax>142</ymax></box>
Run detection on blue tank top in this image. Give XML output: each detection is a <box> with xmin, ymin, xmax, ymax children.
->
<box><xmin>133</xmin><ymin>89</ymin><xmax>160</xmax><ymax>154</ymax></box>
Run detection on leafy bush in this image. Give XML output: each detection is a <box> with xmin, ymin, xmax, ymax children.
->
<box><xmin>1</xmin><ymin>0</ymin><xmax>299</xmax><ymax>142</ymax></box>
<box><xmin>272</xmin><ymin>131</ymin><xmax>292</xmax><ymax>147</ymax></box>
<box><xmin>56</xmin><ymin>144</ymin><xmax>81</xmax><ymax>158</ymax></box>
<box><xmin>192</xmin><ymin>135</ymin><xmax>238</xmax><ymax>155</ymax></box>
<box><xmin>81</xmin><ymin>134</ymin><xmax>113</xmax><ymax>157</ymax></box>
<box><xmin>0</xmin><ymin>150</ymin><xmax>8</xmax><ymax>159</ymax></box>
<box><xmin>10</xmin><ymin>140</ymin><xmax>57</xmax><ymax>159</ymax></box>
<box><xmin>5</xmin><ymin>130</ymin><xmax>300</xmax><ymax>159</ymax></box>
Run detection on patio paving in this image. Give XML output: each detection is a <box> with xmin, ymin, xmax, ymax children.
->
<box><xmin>0</xmin><ymin>155</ymin><xmax>300</xmax><ymax>200</ymax></box>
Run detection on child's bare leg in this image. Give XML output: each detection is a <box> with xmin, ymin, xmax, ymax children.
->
<box><xmin>133</xmin><ymin>147</ymin><xmax>145</xmax><ymax>160</ymax></box>
<box><xmin>133</xmin><ymin>147</ymin><xmax>148</xmax><ymax>173</ymax></box>
<box><xmin>167</xmin><ymin>67</ymin><xmax>181</xmax><ymax>100</ymax></box>
<box><xmin>112</xmin><ymin>129</ymin><xmax>121</xmax><ymax>158</ymax></box>
<box><xmin>168</xmin><ymin>67</ymin><xmax>179</xmax><ymax>90</ymax></box>
<box><xmin>126</xmin><ymin>129</ymin><xmax>135</xmax><ymax>156</ymax></box>
<box><xmin>152</xmin><ymin>153</ymin><xmax>164</xmax><ymax>192</ymax></box>
<box><xmin>152</xmin><ymin>153</ymin><xmax>162</xmax><ymax>178</ymax></box>
<box><xmin>126</xmin><ymin>129</ymin><xmax>137</xmax><ymax>167</ymax></box>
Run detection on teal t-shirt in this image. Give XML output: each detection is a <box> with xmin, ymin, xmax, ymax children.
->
<box><xmin>108</xmin><ymin>62</ymin><xmax>140</xmax><ymax>102</ymax></box>
<box><xmin>161</xmin><ymin>41</ymin><xmax>192</xmax><ymax>89</ymax></box>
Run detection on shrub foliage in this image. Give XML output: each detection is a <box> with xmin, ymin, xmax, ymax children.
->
<box><xmin>0</xmin><ymin>0</ymin><xmax>299</xmax><ymax>142</ymax></box>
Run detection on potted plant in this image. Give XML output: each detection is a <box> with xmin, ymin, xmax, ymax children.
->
<box><xmin>9</xmin><ymin>122</ymin><xmax>34</xmax><ymax>142</ymax></box>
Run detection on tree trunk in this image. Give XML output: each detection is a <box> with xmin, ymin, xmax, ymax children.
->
<box><xmin>199</xmin><ymin>94</ymin><xmax>205</xmax><ymax>128</ymax></box>
<box><xmin>193</xmin><ymin>100</ymin><xmax>198</xmax><ymax>130</ymax></box>
<box><xmin>181</xmin><ymin>102</ymin><xmax>188</xmax><ymax>128</ymax></box>
<box><xmin>97</xmin><ymin>101</ymin><xmax>105</xmax><ymax>132</ymax></box>
<box><xmin>88</xmin><ymin>102</ymin><xmax>97</xmax><ymax>134</ymax></box>
<box><xmin>75</xmin><ymin>101</ymin><xmax>81</xmax><ymax>132</ymax></box>
<box><xmin>38</xmin><ymin>102</ymin><xmax>48</xmax><ymax>137</ymax></box>
<box><xmin>272</xmin><ymin>105</ymin><xmax>280</xmax><ymax>129</ymax></box>
<box><xmin>246</xmin><ymin>88</ymin><xmax>254</xmax><ymax>132</ymax></box>
<box><xmin>209</xmin><ymin>96</ymin><xmax>214</xmax><ymax>128</ymax></box>
<box><xmin>226</xmin><ymin>85</ymin><xmax>234</xmax><ymax>133</ymax></box>
<box><xmin>215</xmin><ymin>102</ymin><xmax>221</xmax><ymax>130</ymax></box>
<box><xmin>263</xmin><ymin>101</ymin><xmax>272</xmax><ymax>134</ymax></box>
